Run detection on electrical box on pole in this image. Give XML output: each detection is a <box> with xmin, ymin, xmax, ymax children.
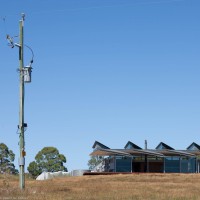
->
<box><xmin>23</xmin><ymin>66</ymin><xmax>33</xmax><ymax>83</ymax></box>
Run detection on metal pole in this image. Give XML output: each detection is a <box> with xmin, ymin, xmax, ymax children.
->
<box><xmin>131</xmin><ymin>157</ymin><xmax>132</xmax><ymax>172</ymax></box>
<box><xmin>19</xmin><ymin>13</ymin><xmax>25</xmax><ymax>190</ymax></box>
<box><xmin>144</xmin><ymin>140</ymin><xmax>148</xmax><ymax>172</ymax></box>
<box><xmin>114</xmin><ymin>156</ymin><xmax>116</xmax><ymax>172</ymax></box>
<box><xmin>163</xmin><ymin>157</ymin><xmax>165</xmax><ymax>173</ymax></box>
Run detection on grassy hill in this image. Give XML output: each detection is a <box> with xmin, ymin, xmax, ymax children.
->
<box><xmin>0</xmin><ymin>173</ymin><xmax>200</xmax><ymax>199</ymax></box>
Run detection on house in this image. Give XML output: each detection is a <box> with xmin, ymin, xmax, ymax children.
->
<box><xmin>90</xmin><ymin>141</ymin><xmax>200</xmax><ymax>173</ymax></box>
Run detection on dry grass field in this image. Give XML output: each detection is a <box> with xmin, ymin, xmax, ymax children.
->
<box><xmin>1</xmin><ymin>173</ymin><xmax>200</xmax><ymax>200</ymax></box>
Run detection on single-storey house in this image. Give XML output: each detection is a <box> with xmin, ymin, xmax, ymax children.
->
<box><xmin>90</xmin><ymin>141</ymin><xmax>200</xmax><ymax>173</ymax></box>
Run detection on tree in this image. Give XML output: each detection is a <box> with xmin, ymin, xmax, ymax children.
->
<box><xmin>27</xmin><ymin>161</ymin><xmax>39</xmax><ymax>178</ymax></box>
<box><xmin>0</xmin><ymin>143</ymin><xmax>18</xmax><ymax>174</ymax></box>
<box><xmin>88</xmin><ymin>156</ymin><xmax>103</xmax><ymax>170</ymax></box>
<box><xmin>28</xmin><ymin>147</ymin><xmax>67</xmax><ymax>178</ymax></box>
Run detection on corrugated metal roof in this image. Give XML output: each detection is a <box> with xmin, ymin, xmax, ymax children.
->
<box><xmin>165</xmin><ymin>150</ymin><xmax>196</xmax><ymax>157</ymax></box>
<box><xmin>125</xmin><ymin>149</ymin><xmax>164</xmax><ymax>157</ymax></box>
<box><xmin>90</xmin><ymin>148</ymin><xmax>132</xmax><ymax>157</ymax></box>
<box><xmin>91</xmin><ymin>148</ymin><xmax>197</xmax><ymax>157</ymax></box>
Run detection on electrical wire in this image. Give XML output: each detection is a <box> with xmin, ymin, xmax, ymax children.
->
<box><xmin>24</xmin><ymin>44</ymin><xmax>34</xmax><ymax>63</ymax></box>
<box><xmin>2</xmin><ymin>17</ymin><xmax>34</xmax><ymax>66</ymax></box>
<box><xmin>16</xmin><ymin>127</ymin><xmax>20</xmax><ymax>134</ymax></box>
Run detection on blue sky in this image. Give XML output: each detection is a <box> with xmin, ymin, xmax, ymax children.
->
<box><xmin>0</xmin><ymin>0</ymin><xmax>200</xmax><ymax>171</ymax></box>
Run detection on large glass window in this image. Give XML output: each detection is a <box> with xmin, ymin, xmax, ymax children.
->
<box><xmin>165</xmin><ymin>156</ymin><xmax>196</xmax><ymax>173</ymax></box>
<box><xmin>181</xmin><ymin>157</ymin><xmax>196</xmax><ymax>173</ymax></box>
<box><xmin>165</xmin><ymin>157</ymin><xmax>180</xmax><ymax>173</ymax></box>
<box><xmin>116</xmin><ymin>157</ymin><xmax>132</xmax><ymax>172</ymax></box>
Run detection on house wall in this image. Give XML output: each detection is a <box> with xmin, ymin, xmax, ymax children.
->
<box><xmin>104</xmin><ymin>156</ymin><xmax>197</xmax><ymax>173</ymax></box>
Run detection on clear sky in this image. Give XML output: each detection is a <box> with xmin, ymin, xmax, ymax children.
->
<box><xmin>0</xmin><ymin>0</ymin><xmax>200</xmax><ymax>172</ymax></box>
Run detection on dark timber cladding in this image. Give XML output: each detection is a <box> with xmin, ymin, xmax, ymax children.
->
<box><xmin>90</xmin><ymin>141</ymin><xmax>200</xmax><ymax>173</ymax></box>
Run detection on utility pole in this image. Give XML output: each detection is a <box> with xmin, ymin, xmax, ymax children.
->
<box><xmin>6</xmin><ymin>12</ymin><xmax>33</xmax><ymax>190</ymax></box>
<box><xmin>18</xmin><ymin>13</ymin><xmax>25</xmax><ymax>190</ymax></box>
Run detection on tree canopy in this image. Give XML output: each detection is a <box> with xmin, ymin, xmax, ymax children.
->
<box><xmin>88</xmin><ymin>156</ymin><xmax>103</xmax><ymax>170</ymax></box>
<box><xmin>28</xmin><ymin>147</ymin><xmax>67</xmax><ymax>178</ymax></box>
<box><xmin>0</xmin><ymin>143</ymin><xmax>18</xmax><ymax>174</ymax></box>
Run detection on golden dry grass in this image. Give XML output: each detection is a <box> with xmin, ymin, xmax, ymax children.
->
<box><xmin>1</xmin><ymin>173</ymin><xmax>200</xmax><ymax>200</ymax></box>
